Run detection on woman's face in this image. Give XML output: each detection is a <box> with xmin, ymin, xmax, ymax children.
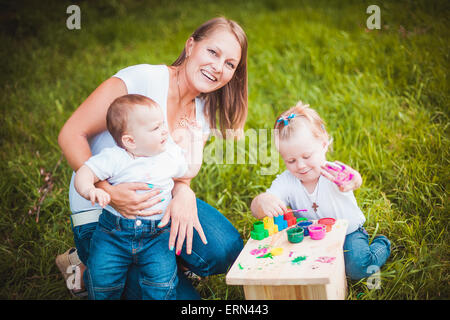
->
<box><xmin>184</xmin><ymin>28</ymin><xmax>242</xmax><ymax>93</ymax></box>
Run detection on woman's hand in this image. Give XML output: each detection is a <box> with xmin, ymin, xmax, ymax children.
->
<box><xmin>96</xmin><ymin>181</ymin><xmax>164</xmax><ymax>219</ymax></box>
<box><xmin>320</xmin><ymin>161</ymin><xmax>363</xmax><ymax>192</ymax></box>
<box><xmin>158</xmin><ymin>182</ymin><xmax>207</xmax><ymax>255</ymax></box>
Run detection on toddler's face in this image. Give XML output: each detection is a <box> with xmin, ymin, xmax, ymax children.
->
<box><xmin>126</xmin><ymin>105</ymin><xmax>168</xmax><ymax>157</ymax></box>
<box><xmin>277</xmin><ymin>127</ymin><xmax>328</xmax><ymax>186</ymax></box>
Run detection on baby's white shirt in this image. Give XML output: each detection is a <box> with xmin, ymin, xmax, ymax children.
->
<box><xmin>266</xmin><ymin>171</ymin><xmax>366</xmax><ymax>234</ymax></box>
<box><xmin>84</xmin><ymin>144</ymin><xmax>187</xmax><ymax>220</ymax></box>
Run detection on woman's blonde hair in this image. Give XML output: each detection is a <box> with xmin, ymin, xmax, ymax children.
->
<box><xmin>274</xmin><ymin>101</ymin><xmax>331</xmax><ymax>144</ymax></box>
<box><xmin>172</xmin><ymin>17</ymin><xmax>248</xmax><ymax>138</ymax></box>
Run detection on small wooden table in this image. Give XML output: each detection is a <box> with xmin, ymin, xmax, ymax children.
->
<box><xmin>226</xmin><ymin>219</ymin><xmax>348</xmax><ymax>300</ymax></box>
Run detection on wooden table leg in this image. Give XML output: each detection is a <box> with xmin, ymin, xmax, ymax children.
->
<box><xmin>244</xmin><ymin>284</ymin><xmax>329</xmax><ymax>300</ymax></box>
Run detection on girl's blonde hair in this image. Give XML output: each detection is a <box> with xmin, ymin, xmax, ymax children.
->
<box><xmin>274</xmin><ymin>101</ymin><xmax>331</xmax><ymax>144</ymax></box>
<box><xmin>172</xmin><ymin>17</ymin><xmax>248</xmax><ymax>138</ymax></box>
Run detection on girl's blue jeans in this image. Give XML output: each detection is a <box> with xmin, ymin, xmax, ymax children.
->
<box><xmin>343</xmin><ymin>226</ymin><xmax>391</xmax><ymax>280</ymax></box>
<box><xmin>86</xmin><ymin>210</ymin><xmax>177</xmax><ymax>300</ymax></box>
<box><xmin>72</xmin><ymin>198</ymin><xmax>244</xmax><ymax>299</ymax></box>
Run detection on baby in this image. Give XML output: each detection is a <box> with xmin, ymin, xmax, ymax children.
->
<box><xmin>74</xmin><ymin>94</ymin><xmax>203</xmax><ymax>299</ymax></box>
<box><xmin>251</xmin><ymin>101</ymin><xmax>391</xmax><ymax>280</ymax></box>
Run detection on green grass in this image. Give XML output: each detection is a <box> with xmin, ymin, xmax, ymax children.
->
<box><xmin>0</xmin><ymin>0</ymin><xmax>448</xmax><ymax>299</ymax></box>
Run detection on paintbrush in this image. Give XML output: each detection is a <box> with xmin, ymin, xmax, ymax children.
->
<box><xmin>287</xmin><ymin>209</ymin><xmax>307</xmax><ymax>213</ymax></box>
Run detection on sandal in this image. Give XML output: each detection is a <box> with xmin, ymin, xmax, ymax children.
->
<box><xmin>55</xmin><ymin>247</ymin><xmax>88</xmax><ymax>297</ymax></box>
<box><xmin>176</xmin><ymin>257</ymin><xmax>202</xmax><ymax>286</ymax></box>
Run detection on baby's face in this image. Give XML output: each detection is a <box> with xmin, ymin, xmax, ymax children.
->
<box><xmin>126</xmin><ymin>105</ymin><xmax>168</xmax><ymax>157</ymax></box>
<box><xmin>277</xmin><ymin>127</ymin><xmax>328</xmax><ymax>186</ymax></box>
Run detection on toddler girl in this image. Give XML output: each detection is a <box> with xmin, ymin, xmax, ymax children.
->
<box><xmin>250</xmin><ymin>101</ymin><xmax>391</xmax><ymax>280</ymax></box>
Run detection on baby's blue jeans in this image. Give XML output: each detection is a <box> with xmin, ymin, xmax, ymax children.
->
<box><xmin>343</xmin><ymin>226</ymin><xmax>391</xmax><ymax>280</ymax></box>
<box><xmin>72</xmin><ymin>198</ymin><xmax>244</xmax><ymax>299</ymax></box>
<box><xmin>85</xmin><ymin>210</ymin><xmax>177</xmax><ymax>300</ymax></box>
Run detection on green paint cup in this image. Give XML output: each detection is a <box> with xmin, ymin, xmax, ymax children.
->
<box><xmin>287</xmin><ymin>227</ymin><xmax>304</xmax><ymax>243</ymax></box>
<box><xmin>253</xmin><ymin>221</ymin><xmax>265</xmax><ymax>232</ymax></box>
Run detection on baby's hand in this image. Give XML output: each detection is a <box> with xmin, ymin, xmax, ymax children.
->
<box><xmin>89</xmin><ymin>187</ymin><xmax>111</xmax><ymax>208</ymax></box>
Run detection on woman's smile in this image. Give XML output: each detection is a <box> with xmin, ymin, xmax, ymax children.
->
<box><xmin>200</xmin><ymin>69</ymin><xmax>217</xmax><ymax>82</ymax></box>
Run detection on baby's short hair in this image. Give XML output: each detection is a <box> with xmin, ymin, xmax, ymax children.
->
<box><xmin>274</xmin><ymin>101</ymin><xmax>330</xmax><ymax>143</ymax></box>
<box><xmin>106</xmin><ymin>94</ymin><xmax>159</xmax><ymax>148</ymax></box>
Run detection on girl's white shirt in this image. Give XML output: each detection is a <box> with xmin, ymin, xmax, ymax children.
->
<box><xmin>266</xmin><ymin>171</ymin><xmax>366</xmax><ymax>234</ymax></box>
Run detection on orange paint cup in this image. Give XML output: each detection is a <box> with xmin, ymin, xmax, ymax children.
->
<box><xmin>318</xmin><ymin>218</ymin><xmax>336</xmax><ymax>232</ymax></box>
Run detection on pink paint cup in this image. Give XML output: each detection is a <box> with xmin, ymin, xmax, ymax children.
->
<box><xmin>318</xmin><ymin>218</ymin><xmax>336</xmax><ymax>232</ymax></box>
<box><xmin>308</xmin><ymin>224</ymin><xmax>327</xmax><ymax>240</ymax></box>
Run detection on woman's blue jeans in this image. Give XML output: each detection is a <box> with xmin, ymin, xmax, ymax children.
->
<box><xmin>343</xmin><ymin>227</ymin><xmax>391</xmax><ymax>280</ymax></box>
<box><xmin>72</xmin><ymin>198</ymin><xmax>244</xmax><ymax>299</ymax></box>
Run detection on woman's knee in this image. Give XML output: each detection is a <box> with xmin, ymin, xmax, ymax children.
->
<box><xmin>191</xmin><ymin>232</ymin><xmax>243</xmax><ymax>276</ymax></box>
<box><xmin>213</xmin><ymin>232</ymin><xmax>243</xmax><ymax>267</ymax></box>
<box><xmin>192</xmin><ymin>199</ymin><xmax>243</xmax><ymax>275</ymax></box>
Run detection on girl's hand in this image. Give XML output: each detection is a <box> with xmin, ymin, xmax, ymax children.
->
<box><xmin>158</xmin><ymin>183</ymin><xmax>207</xmax><ymax>255</ymax></box>
<box><xmin>98</xmin><ymin>181</ymin><xmax>164</xmax><ymax>219</ymax></box>
<box><xmin>251</xmin><ymin>193</ymin><xmax>288</xmax><ymax>218</ymax></box>
<box><xmin>320</xmin><ymin>161</ymin><xmax>363</xmax><ymax>192</ymax></box>
<box><xmin>88</xmin><ymin>187</ymin><xmax>111</xmax><ymax>208</ymax></box>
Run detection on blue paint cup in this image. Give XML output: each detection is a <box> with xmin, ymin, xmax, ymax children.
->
<box><xmin>297</xmin><ymin>221</ymin><xmax>313</xmax><ymax>236</ymax></box>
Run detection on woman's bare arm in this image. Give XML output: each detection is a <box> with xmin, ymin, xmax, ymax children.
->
<box><xmin>58</xmin><ymin>77</ymin><xmax>127</xmax><ymax>171</ymax></box>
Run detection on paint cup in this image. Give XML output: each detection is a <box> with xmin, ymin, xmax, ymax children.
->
<box><xmin>287</xmin><ymin>227</ymin><xmax>304</xmax><ymax>243</ymax></box>
<box><xmin>308</xmin><ymin>224</ymin><xmax>326</xmax><ymax>240</ymax></box>
<box><xmin>253</xmin><ymin>221</ymin><xmax>265</xmax><ymax>232</ymax></box>
<box><xmin>318</xmin><ymin>218</ymin><xmax>336</xmax><ymax>232</ymax></box>
<box><xmin>297</xmin><ymin>221</ymin><xmax>313</xmax><ymax>236</ymax></box>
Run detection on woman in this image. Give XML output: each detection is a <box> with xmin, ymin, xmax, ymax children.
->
<box><xmin>57</xmin><ymin>17</ymin><xmax>248</xmax><ymax>299</ymax></box>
